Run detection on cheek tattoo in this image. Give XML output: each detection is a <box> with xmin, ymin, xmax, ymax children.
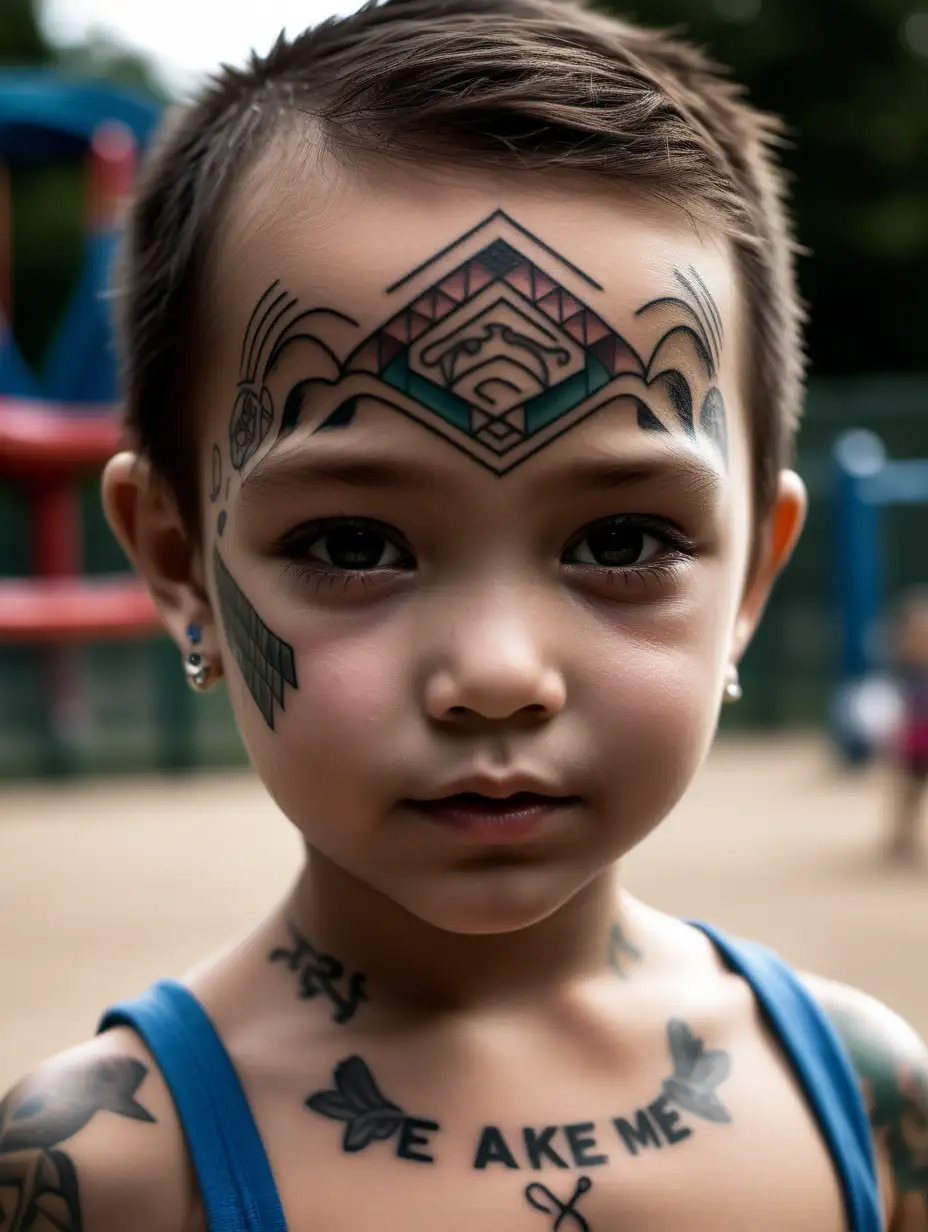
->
<box><xmin>213</xmin><ymin>548</ymin><xmax>297</xmax><ymax>730</ymax></box>
<box><xmin>209</xmin><ymin>212</ymin><xmax>728</xmax><ymax>732</ymax></box>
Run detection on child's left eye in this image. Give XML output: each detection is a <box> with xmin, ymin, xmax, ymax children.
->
<box><xmin>564</xmin><ymin>517</ymin><xmax>681</xmax><ymax>568</ymax></box>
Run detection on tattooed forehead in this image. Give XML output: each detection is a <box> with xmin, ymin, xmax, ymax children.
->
<box><xmin>225</xmin><ymin>209</ymin><xmax>729</xmax><ymax>484</ymax></box>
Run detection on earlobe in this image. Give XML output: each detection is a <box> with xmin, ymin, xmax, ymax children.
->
<box><xmin>732</xmin><ymin>469</ymin><xmax>808</xmax><ymax>659</ymax></box>
<box><xmin>100</xmin><ymin>451</ymin><xmax>218</xmax><ymax>659</ymax></box>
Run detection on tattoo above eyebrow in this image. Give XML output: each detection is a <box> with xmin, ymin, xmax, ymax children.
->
<box><xmin>209</xmin><ymin>443</ymin><xmax>223</xmax><ymax>503</ymax></box>
<box><xmin>213</xmin><ymin>548</ymin><xmax>298</xmax><ymax>729</ymax></box>
<box><xmin>229</xmin><ymin>280</ymin><xmax>359</xmax><ymax>472</ymax></box>
<box><xmin>232</xmin><ymin>213</ymin><xmax>728</xmax><ymax>486</ymax></box>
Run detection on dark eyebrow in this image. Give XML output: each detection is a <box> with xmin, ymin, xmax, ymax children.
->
<box><xmin>544</xmin><ymin>452</ymin><xmax>725</xmax><ymax>503</ymax></box>
<box><xmin>237</xmin><ymin>452</ymin><xmax>445</xmax><ymax>506</ymax></box>
<box><xmin>237</xmin><ymin>444</ymin><xmax>724</xmax><ymax>508</ymax></box>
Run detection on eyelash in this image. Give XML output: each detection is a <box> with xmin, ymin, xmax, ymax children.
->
<box><xmin>275</xmin><ymin>514</ymin><xmax>696</xmax><ymax>594</ymax></box>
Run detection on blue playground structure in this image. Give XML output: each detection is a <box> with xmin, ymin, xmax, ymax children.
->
<box><xmin>832</xmin><ymin>429</ymin><xmax>928</xmax><ymax>762</ymax></box>
<box><xmin>0</xmin><ymin>71</ymin><xmax>169</xmax><ymax>778</ymax></box>
<box><xmin>0</xmin><ymin>69</ymin><xmax>161</xmax><ymax>401</ymax></box>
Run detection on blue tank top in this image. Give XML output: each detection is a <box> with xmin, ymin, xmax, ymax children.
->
<box><xmin>97</xmin><ymin>921</ymin><xmax>882</xmax><ymax>1232</ymax></box>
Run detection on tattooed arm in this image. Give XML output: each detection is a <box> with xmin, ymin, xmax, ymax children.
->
<box><xmin>0</xmin><ymin>1031</ymin><xmax>195</xmax><ymax>1232</ymax></box>
<box><xmin>805</xmin><ymin>976</ymin><xmax>928</xmax><ymax>1231</ymax></box>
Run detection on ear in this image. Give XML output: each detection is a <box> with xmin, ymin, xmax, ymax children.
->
<box><xmin>101</xmin><ymin>452</ymin><xmax>219</xmax><ymax>661</ymax></box>
<box><xmin>732</xmin><ymin>469</ymin><xmax>807</xmax><ymax>661</ymax></box>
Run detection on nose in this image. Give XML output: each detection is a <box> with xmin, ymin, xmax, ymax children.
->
<box><xmin>421</xmin><ymin>593</ymin><xmax>567</xmax><ymax>727</ymax></box>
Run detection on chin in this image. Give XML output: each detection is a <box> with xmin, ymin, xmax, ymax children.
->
<box><xmin>396</xmin><ymin>861</ymin><xmax>596</xmax><ymax>936</ymax></box>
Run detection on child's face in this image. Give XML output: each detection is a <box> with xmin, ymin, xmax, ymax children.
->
<box><xmin>109</xmin><ymin>162</ymin><xmax>804</xmax><ymax>933</ymax></box>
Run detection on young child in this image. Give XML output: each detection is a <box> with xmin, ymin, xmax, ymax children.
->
<box><xmin>2</xmin><ymin>0</ymin><xmax>926</xmax><ymax>1227</ymax></box>
<box><xmin>888</xmin><ymin>588</ymin><xmax>928</xmax><ymax>861</ymax></box>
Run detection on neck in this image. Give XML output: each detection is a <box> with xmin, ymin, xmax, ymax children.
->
<box><xmin>284</xmin><ymin>850</ymin><xmax>639</xmax><ymax>1018</ymax></box>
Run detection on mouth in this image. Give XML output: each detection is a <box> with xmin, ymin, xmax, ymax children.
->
<box><xmin>404</xmin><ymin>791</ymin><xmax>581</xmax><ymax>841</ymax></box>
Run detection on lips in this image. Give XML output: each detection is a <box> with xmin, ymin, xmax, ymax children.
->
<box><xmin>404</xmin><ymin>790</ymin><xmax>580</xmax><ymax>840</ymax></box>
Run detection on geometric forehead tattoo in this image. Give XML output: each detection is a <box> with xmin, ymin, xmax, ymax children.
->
<box><xmin>233</xmin><ymin>209</ymin><xmax>728</xmax><ymax>474</ymax></box>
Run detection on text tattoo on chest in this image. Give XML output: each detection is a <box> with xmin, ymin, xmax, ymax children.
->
<box><xmin>304</xmin><ymin>1019</ymin><xmax>732</xmax><ymax>1225</ymax></box>
<box><xmin>209</xmin><ymin>212</ymin><xmax>728</xmax><ymax>731</ymax></box>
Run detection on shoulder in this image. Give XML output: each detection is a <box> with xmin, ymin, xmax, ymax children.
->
<box><xmin>803</xmin><ymin>972</ymin><xmax>928</xmax><ymax>1230</ymax></box>
<box><xmin>0</xmin><ymin>1026</ymin><xmax>200</xmax><ymax>1232</ymax></box>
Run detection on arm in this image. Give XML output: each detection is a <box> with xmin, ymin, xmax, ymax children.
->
<box><xmin>0</xmin><ymin>1029</ymin><xmax>195</xmax><ymax>1232</ymax></box>
<box><xmin>808</xmin><ymin>976</ymin><xmax>928</xmax><ymax>1231</ymax></box>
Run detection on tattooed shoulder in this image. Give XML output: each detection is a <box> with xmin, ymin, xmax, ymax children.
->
<box><xmin>0</xmin><ymin>1035</ymin><xmax>191</xmax><ymax>1232</ymax></box>
<box><xmin>806</xmin><ymin>974</ymin><xmax>928</xmax><ymax>1229</ymax></box>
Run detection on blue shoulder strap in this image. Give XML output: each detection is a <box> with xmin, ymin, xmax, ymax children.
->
<box><xmin>690</xmin><ymin>921</ymin><xmax>881</xmax><ymax>1232</ymax></box>
<box><xmin>98</xmin><ymin>980</ymin><xmax>288</xmax><ymax>1232</ymax></box>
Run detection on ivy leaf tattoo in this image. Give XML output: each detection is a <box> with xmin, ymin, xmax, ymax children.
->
<box><xmin>661</xmin><ymin>1019</ymin><xmax>732</xmax><ymax>1124</ymax></box>
<box><xmin>306</xmin><ymin>1056</ymin><xmax>406</xmax><ymax>1152</ymax></box>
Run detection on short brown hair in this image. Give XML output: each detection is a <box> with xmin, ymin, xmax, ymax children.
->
<box><xmin>115</xmin><ymin>0</ymin><xmax>804</xmax><ymax>527</ymax></box>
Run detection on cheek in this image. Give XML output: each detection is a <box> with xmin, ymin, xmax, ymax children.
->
<box><xmin>228</xmin><ymin>618</ymin><xmax>409</xmax><ymax>787</ymax></box>
<box><xmin>581</xmin><ymin>592</ymin><xmax>733</xmax><ymax>824</ymax></box>
<box><xmin>292</xmin><ymin>632</ymin><xmax>406</xmax><ymax>734</ymax></box>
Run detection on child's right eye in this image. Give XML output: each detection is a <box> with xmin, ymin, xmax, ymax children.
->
<box><xmin>278</xmin><ymin>518</ymin><xmax>414</xmax><ymax>573</ymax></box>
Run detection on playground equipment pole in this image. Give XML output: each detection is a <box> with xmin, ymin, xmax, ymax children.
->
<box><xmin>832</xmin><ymin>430</ymin><xmax>928</xmax><ymax>763</ymax></box>
<box><xmin>833</xmin><ymin>430</ymin><xmax>886</xmax><ymax>763</ymax></box>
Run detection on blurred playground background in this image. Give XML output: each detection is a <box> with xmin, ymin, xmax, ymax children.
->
<box><xmin>1</xmin><ymin>0</ymin><xmax>927</xmax><ymax>1078</ymax></box>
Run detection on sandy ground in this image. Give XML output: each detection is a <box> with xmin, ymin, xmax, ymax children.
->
<box><xmin>1</xmin><ymin>735</ymin><xmax>926</xmax><ymax>1091</ymax></box>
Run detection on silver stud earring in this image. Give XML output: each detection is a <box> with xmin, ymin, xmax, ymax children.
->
<box><xmin>724</xmin><ymin>666</ymin><xmax>743</xmax><ymax>704</ymax></box>
<box><xmin>184</xmin><ymin>622</ymin><xmax>211</xmax><ymax>691</ymax></box>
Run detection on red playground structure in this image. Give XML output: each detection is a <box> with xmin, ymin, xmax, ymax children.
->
<box><xmin>0</xmin><ymin>78</ymin><xmax>174</xmax><ymax>775</ymax></box>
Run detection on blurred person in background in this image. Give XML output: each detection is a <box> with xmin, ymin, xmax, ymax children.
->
<box><xmin>887</xmin><ymin>587</ymin><xmax>928</xmax><ymax>862</ymax></box>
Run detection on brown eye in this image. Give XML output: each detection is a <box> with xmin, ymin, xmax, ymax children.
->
<box><xmin>310</xmin><ymin>527</ymin><xmax>403</xmax><ymax>570</ymax></box>
<box><xmin>566</xmin><ymin>520</ymin><xmax>662</xmax><ymax>568</ymax></box>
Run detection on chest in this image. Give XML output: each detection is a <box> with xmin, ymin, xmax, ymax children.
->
<box><xmin>221</xmin><ymin>1034</ymin><xmax>855</xmax><ymax>1232</ymax></box>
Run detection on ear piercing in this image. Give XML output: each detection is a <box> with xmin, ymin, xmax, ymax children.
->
<box><xmin>724</xmin><ymin>665</ymin><xmax>743</xmax><ymax>704</ymax></box>
<box><xmin>184</xmin><ymin>621</ymin><xmax>211</xmax><ymax>691</ymax></box>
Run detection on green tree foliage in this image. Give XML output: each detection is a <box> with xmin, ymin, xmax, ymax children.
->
<box><xmin>603</xmin><ymin>0</ymin><xmax>928</xmax><ymax>373</ymax></box>
<box><xmin>1</xmin><ymin>0</ymin><xmax>926</xmax><ymax>376</ymax></box>
<box><xmin>0</xmin><ymin>0</ymin><xmax>54</xmax><ymax>66</ymax></box>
